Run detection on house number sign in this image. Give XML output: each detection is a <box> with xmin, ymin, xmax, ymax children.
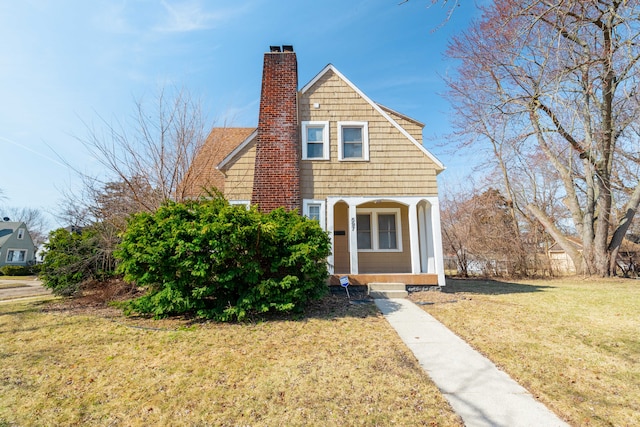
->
<box><xmin>351</xmin><ymin>217</ymin><xmax>356</xmax><ymax>231</ymax></box>
<box><xmin>339</xmin><ymin>276</ymin><xmax>350</xmax><ymax>299</ymax></box>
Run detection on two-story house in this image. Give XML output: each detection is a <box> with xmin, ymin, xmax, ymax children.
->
<box><xmin>0</xmin><ymin>220</ymin><xmax>37</xmax><ymax>268</ymax></box>
<box><xmin>186</xmin><ymin>46</ymin><xmax>446</xmax><ymax>287</ymax></box>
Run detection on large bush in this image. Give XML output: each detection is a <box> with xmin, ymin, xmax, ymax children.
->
<box><xmin>40</xmin><ymin>226</ymin><xmax>116</xmax><ymax>296</ymax></box>
<box><xmin>0</xmin><ymin>265</ymin><xmax>33</xmax><ymax>276</ymax></box>
<box><xmin>115</xmin><ymin>197</ymin><xmax>330</xmax><ymax>321</ymax></box>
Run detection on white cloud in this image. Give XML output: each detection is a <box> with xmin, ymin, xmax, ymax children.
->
<box><xmin>156</xmin><ymin>0</ymin><xmax>250</xmax><ymax>33</ymax></box>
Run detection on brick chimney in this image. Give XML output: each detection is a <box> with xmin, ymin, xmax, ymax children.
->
<box><xmin>251</xmin><ymin>45</ymin><xmax>301</xmax><ymax>213</ymax></box>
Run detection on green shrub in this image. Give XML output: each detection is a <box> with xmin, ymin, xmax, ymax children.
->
<box><xmin>39</xmin><ymin>227</ymin><xmax>116</xmax><ymax>296</ymax></box>
<box><xmin>0</xmin><ymin>265</ymin><xmax>32</xmax><ymax>276</ymax></box>
<box><xmin>115</xmin><ymin>197</ymin><xmax>330</xmax><ymax>321</ymax></box>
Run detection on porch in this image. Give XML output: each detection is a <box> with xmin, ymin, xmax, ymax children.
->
<box><xmin>328</xmin><ymin>273</ymin><xmax>439</xmax><ymax>286</ymax></box>
<box><xmin>326</xmin><ymin>195</ymin><xmax>445</xmax><ymax>287</ymax></box>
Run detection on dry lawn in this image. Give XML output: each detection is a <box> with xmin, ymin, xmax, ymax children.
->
<box><xmin>0</xmin><ymin>284</ymin><xmax>28</xmax><ymax>290</ymax></box>
<box><xmin>0</xmin><ymin>293</ymin><xmax>461</xmax><ymax>426</ymax></box>
<box><xmin>410</xmin><ymin>277</ymin><xmax>640</xmax><ymax>427</ymax></box>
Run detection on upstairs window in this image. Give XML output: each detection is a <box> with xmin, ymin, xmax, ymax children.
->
<box><xmin>17</xmin><ymin>228</ymin><xmax>25</xmax><ymax>240</ymax></box>
<box><xmin>338</xmin><ymin>121</ymin><xmax>369</xmax><ymax>161</ymax></box>
<box><xmin>302</xmin><ymin>121</ymin><xmax>329</xmax><ymax>160</ymax></box>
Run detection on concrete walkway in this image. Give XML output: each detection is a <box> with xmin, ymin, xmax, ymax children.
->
<box><xmin>0</xmin><ymin>278</ymin><xmax>53</xmax><ymax>303</ymax></box>
<box><xmin>375</xmin><ymin>298</ymin><xmax>570</xmax><ymax>427</ymax></box>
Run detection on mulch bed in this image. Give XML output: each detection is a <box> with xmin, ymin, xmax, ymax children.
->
<box><xmin>40</xmin><ymin>279</ymin><xmax>379</xmax><ymax>329</ymax></box>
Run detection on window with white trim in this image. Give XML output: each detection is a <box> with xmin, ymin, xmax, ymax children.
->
<box><xmin>355</xmin><ymin>208</ymin><xmax>402</xmax><ymax>252</ymax></box>
<box><xmin>338</xmin><ymin>121</ymin><xmax>369</xmax><ymax>161</ymax></box>
<box><xmin>229</xmin><ymin>200</ymin><xmax>250</xmax><ymax>209</ymax></box>
<box><xmin>6</xmin><ymin>249</ymin><xmax>27</xmax><ymax>263</ymax></box>
<box><xmin>303</xmin><ymin>199</ymin><xmax>326</xmax><ymax>230</ymax></box>
<box><xmin>377</xmin><ymin>214</ymin><xmax>397</xmax><ymax>250</ymax></box>
<box><xmin>356</xmin><ymin>214</ymin><xmax>372</xmax><ymax>249</ymax></box>
<box><xmin>302</xmin><ymin>121</ymin><xmax>329</xmax><ymax>160</ymax></box>
<box><xmin>17</xmin><ymin>228</ymin><xmax>25</xmax><ymax>239</ymax></box>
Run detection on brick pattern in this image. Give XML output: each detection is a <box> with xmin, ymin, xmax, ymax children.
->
<box><xmin>251</xmin><ymin>50</ymin><xmax>301</xmax><ymax>213</ymax></box>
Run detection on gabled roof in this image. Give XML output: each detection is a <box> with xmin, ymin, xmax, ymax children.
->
<box><xmin>300</xmin><ymin>64</ymin><xmax>445</xmax><ymax>172</ymax></box>
<box><xmin>184</xmin><ymin>128</ymin><xmax>256</xmax><ymax>196</ymax></box>
<box><xmin>377</xmin><ymin>104</ymin><xmax>424</xmax><ymax>128</ymax></box>
<box><xmin>217</xmin><ymin>129</ymin><xmax>258</xmax><ymax>171</ymax></box>
<box><xmin>214</xmin><ymin>64</ymin><xmax>446</xmax><ymax>173</ymax></box>
<box><xmin>0</xmin><ymin>221</ymin><xmax>26</xmax><ymax>246</ymax></box>
<box><xmin>548</xmin><ymin>236</ymin><xmax>583</xmax><ymax>253</ymax></box>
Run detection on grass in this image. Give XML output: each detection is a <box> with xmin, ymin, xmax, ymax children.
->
<box><xmin>0</xmin><ymin>294</ymin><xmax>461</xmax><ymax>426</ymax></box>
<box><xmin>410</xmin><ymin>277</ymin><xmax>640</xmax><ymax>427</ymax></box>
<box><xmin>0</xmin><ymin>283</ymin><xmax>28</xmax><ymax>290</ymax></box>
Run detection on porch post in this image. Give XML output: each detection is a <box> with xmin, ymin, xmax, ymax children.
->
<box><xmin>326</xmin><ymin>198</ymin><xmax>335</xmax><ymax>274</ymax></box>
<box><xmin>348</xmin><ymin>202</ymin><xmax>359</xmax><ymax>274</ymax></box>
<box><xmin>430</xmin><ymin>197</ymin><xmax>446</xmax><ymax>287</ymax></box>
<box><xmin>425</xmin><ymin>205</ymin><xmax>436</xmax><ymax>272</ymax></box>
<box><xmin>418</xmin><ymin>204</ymin><xmax>428</xmax><ymax>273</ymax></box>
<box><xmin>408</xmin><ymin>201</ymin><xmax>421</xmax><ymax>274</ymax></box>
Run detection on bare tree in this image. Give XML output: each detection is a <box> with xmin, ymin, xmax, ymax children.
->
<box><xmin>441</xmin><ymin>192</ymin><xmax>472</xmax><ymax>276</ymax></box>
<box><xmin>57</xmin><ymin>174</ymin><xmax>162</xmax><ymax>234</ymax></box>
<box><xmin>447</xmin><ymin>0</ymin><xmax>640</xmax><ymax>276</ymax></box>
<box><xmin>75</xmin><ymin>86</ymin><xmax>214</xmax><ymax>217</ymax></box>
<box><xmin>400</xmin><ymin>0</ymin><xmax>460</xmax><ymax>28</ymax></box>
<box><xmin>442</xmin><ymin>187</ymin><xmax>535</xmax><ymax>277</ymax></box>
<box><xmin>2</xmin><ymin>206</ymin><xmax>49</xmax><ymax>248</ymax></box>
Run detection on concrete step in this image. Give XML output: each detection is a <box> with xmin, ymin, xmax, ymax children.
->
<box><xmin>368</xmin><ymin>283</ymin><xmax>408</xmax><ymax>299</ymax></box>
<box><xmin>369</xmin><ymin>290</ymin><xmax>409</xmax><ymax>299</ymax></box>
<box><xmin>368</xmin><ymin>282</ymin><xmax>406</xmax><ymax>292</ymax></box>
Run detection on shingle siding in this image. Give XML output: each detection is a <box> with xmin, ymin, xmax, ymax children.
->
<box><xmin>299</xmin><ymin>69</ymin><xmax>439</xmax><ymax>199</ymax></box>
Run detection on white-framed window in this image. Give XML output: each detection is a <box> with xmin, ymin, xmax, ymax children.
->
<box><xmin>357</xmin><ymin>214</ymin><xmax>372</xmax><ymax>249</ymax></box>
<box><xmin>17</xmin><ymin>228</ymin><xmax>25</xmax><ymax>240</ymax></box>
<box><xmin>355</xmin><ymin>208</ymin><xmax>402</xmax><ymax>252</ymax></box>
<box><xmin>303</xmin><ymin>199</ymin><xmax>326</xmax><ymax>230</ymax></box>
<box><xmin>338</xmin><ymin>121</ymin><xmax>369</xmax><ymax>161</ymax></box>
<box><xmin>301</xmin><ymin>121</ymin><xmax>329</xmax><ymax>160</ymax></box>
<box><xmin>6</xmin><ymin>249</ymin><xmax>27</xmax><ymax>263</ymax></box>
<box><xmin>229</xmin><ymin>200</ymin><xmax>250</xmax><ymax>209</ymax></box>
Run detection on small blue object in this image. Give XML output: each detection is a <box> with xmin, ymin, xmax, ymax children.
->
<box><xmin>339</xmin><ymin>276</ymin><xmax>349</xmax><ymax>287</ymax></box>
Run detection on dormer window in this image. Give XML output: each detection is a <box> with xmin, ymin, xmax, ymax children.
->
<box><xmin>302</xmin><ymin>121</ymin><xmax>329</xmax><ymax>160</ymax></box>
<box><xmin>338</xmin><ymin>121</ymin><xmax>369</xmax><ymax>161</ymax></box>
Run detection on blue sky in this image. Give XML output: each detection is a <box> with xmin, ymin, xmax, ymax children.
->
<box><xmin>0</xmin><ymin>1</ymin><xmax>482</xmax><ymax>227</ymax></box>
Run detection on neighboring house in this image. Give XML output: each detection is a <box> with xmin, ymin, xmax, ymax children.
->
<box><xmin>549</xmin><ymin>237</ymin><xmax>640</xmax><ymax>276</ymax></box>
<box><xmin>547</xmin><ymin>238</ymin><xmax>582</xmax><ymax>275</ymax></box>
<box><xmin>0</xmin><ymin>221</ymin><xmax>37</xmax><ymax>268</ymax></box>
<box><xmin>185</xmin><ymin>46</ymin><xmax>446</xmax><ymax>287</ymax></box>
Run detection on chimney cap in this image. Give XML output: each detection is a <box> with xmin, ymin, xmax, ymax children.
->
<box><xmin>268</xmin><ymin>45</ymin><xmax>294</xmax><ymax>53</ymax></box>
